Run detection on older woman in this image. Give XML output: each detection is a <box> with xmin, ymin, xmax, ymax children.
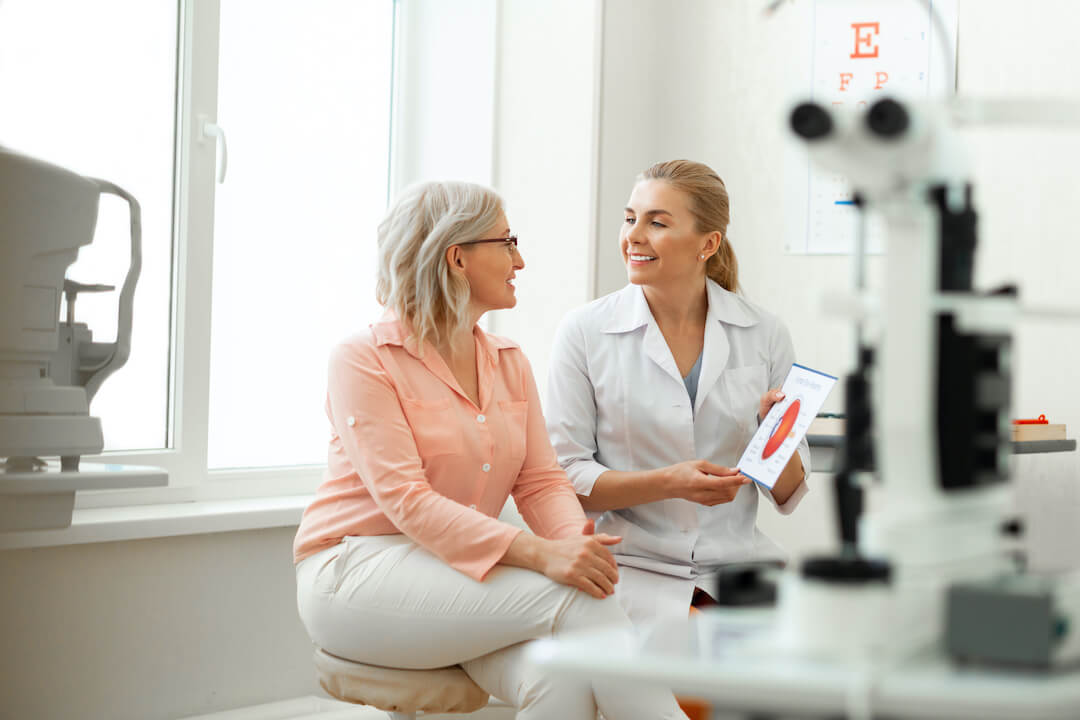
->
<box><xmin>293</xmin><ymin>181</ymin><xmax>687</xmax><ymax>720</ymax></box>
<box><xmin>546</xmin><ymin>160</ymin><xmax>811</xmax><ymax>626</ymax></box>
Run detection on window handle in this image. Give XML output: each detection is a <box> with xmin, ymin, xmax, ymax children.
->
<box><xmin>198</xmin><ymin>115</ymin><xmax>228</xmax><ymax>183</ymax></box>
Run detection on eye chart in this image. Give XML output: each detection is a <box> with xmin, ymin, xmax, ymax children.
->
<box><xmin>785</xmin><ymin>0</ymin><xmax>958</xmax><ymax>255</ymax></box>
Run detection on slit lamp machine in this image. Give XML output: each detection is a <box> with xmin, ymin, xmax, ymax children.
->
<box><xmin>0</xmin><ymin>146</ymin><xmax>166</xmax><ymax>532</ymax></box>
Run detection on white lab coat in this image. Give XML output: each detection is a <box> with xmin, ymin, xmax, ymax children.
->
<box><xmin>545</xmin><ymin>279</ymin><xmax>810</xmax><ymax>625</ymax></box>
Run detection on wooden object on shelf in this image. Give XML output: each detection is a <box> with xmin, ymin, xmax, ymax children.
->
<box><xmin>1013</xmin><ymin>424</ymin><xmax>1067</xmax><ymax>442</ymax></box>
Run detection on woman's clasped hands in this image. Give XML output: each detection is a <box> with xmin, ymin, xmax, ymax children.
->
<box><xmin>540</xmin><ymin>519</ymin><xmax>621</xmax><ymax>599</ymax></box>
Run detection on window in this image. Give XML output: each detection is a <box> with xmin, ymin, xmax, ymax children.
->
<box><xmin>208</xmin><ymin>2</ymin><xmax>393</xmax><ymax>469</ymax></box>
<box><xmin>2</xmin><ymin>0</ymin><xmax>503</xmax><ymax>508</ymax></box>
<box><xmin>0</xmin><ymin>0</ymin><xmax>398</xmax><ymax>506</ymax></box>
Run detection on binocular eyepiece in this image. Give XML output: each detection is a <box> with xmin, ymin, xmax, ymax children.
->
<box><xmin>790</xmin><ymin>98</ymin><xmax>911</xmax><ymax>141</ymax></box>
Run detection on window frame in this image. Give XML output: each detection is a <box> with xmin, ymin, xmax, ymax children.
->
<box><xmin>75</xmin><ymin>0</ymin><xmax>502</xmax><ymax>510</ymax></box>
<box><xmin>76</xmin><ymin>0</ymin><xmax>377</xmax><ymax>508</ymax></box>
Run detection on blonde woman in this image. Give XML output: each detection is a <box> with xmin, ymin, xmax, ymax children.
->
<box><xmin>546</xmin><ymin>160</ymin><xmax>810</xmax><ymax>625</ymax></box>
<box><xmin>293</xmin><ymin>181</ymin><xmax>688</xmax><ymax>720</ymax></box>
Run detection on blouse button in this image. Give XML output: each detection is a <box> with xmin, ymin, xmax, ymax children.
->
<box><xmin>346</xmin><ymin>416</ymin><xmax>356</xmax><ymax>427</ymax></box>
<box><xmin>482</xmin><ymin>463</ymin><xmax>491</xmax><ymax>472</ymax></box>
<box><xmin>477</xmin><ymin>414</ymin><xmax>486</xmax><ymax>423</ymax></box>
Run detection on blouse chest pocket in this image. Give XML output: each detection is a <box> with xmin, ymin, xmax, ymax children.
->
<box><xmin>399</xmin><ymin>398</ymin><xmax>460</xmax><ymax>459</ymax></box>
<box><xmin>497</xmin><ymin>400</ymin><xmax>529</xmax><ymax>465</ymax></box>
<box><xmin>721</xmin><ymin>363</ymin><xmax>768</xmax><ymax>427</ymax></box>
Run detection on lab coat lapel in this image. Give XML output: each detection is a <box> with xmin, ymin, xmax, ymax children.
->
<box><xmin>694</xmin><ymin>314</ymin><xmax>730</xmax><ymax>416</ymax></box>
<box><xmin>694</xmin><ymin>280</ymin><xmax>758</xmax><ymax>415</ymax></box>
<box><xmin>643</xmin><ymin>320</ymin><xmax>684</xmax><ymax>387</ymax></box>
<box><xmin>604</xmin><ymin>285</ymin><xmax>684</xmax><ymax>387</ymax></box>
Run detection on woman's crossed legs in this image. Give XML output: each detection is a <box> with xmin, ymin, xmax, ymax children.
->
<box><xmin>296</xmin><ymin>534</ymin><xmax>687</xmax><ymax>720</ymax></box>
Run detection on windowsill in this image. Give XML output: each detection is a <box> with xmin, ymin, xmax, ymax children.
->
<box><xmin>0</xmin><ymin>494</ymin><xmax>313</xmax><ymax>551</ymax></box>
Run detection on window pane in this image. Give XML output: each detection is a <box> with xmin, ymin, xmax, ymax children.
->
<box><xmin>0</xmin><ymin>0</ymin><xmax>177</xmax><ymax>451</ymax></box>
<box><xmin>208</xmin><ymin>1</ymin><xmax>394</xmax><ymax>469</ymax></box>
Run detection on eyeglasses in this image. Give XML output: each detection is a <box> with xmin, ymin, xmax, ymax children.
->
<box><xmin>458</xmin><ymin>235</ymin><xmax>518</xmax><ymax>248</ymax></box>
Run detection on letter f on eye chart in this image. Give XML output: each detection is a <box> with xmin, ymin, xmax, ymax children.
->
<box><xmin>736</xmin><ymin>364</ymin><xmax>837</xmax><ymax>490</ymax></box>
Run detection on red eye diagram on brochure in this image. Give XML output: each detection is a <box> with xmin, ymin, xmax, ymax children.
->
<box><xmin>763</xmin><ymin>399</ymin><xmax>802</xmax><ymax>459</ymax></box>
<box><xmin>737</xmin><ymin>364</ymin><xmax>837</xmax><ymax>489</ymax></box>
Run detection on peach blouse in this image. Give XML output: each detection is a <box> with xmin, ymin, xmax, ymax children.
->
<box><xmin>293</xmin><ymin>314</ymin><xmax>587</xmax><ymax>581</ymax></box>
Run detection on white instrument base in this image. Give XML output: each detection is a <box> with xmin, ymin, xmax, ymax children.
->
<box><xmin>0</xmin><ymin>461</ymin><xmax>167</xmax><ymax>532</ymax></box>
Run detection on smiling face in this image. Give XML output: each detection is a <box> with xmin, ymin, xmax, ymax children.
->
<box><xmin>456</xmin><ymin>211</ymin><xmax>524</xmax><ymax>315</ymax></box>
<box><xmin>621</xmin><ymin>179</ymin><xmax>719</xmax><ymax>288</ymax></box>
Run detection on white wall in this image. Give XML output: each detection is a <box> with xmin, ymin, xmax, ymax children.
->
<box><xmin>391</xmin><ymin>0</ymin><xmax>497</xmax><ymax>191</ymax></box>
<box><xmin>590</xmin><ymin>0</ymin><xmax>1080</xmax><ymax>557</ymax></box>
<box><xmin>485</xmin><ymin>0</ymin><xmax>602</xmax><ymax>400</ymax></box>
<box><xmin>591</xmin><ymin>0</ymin><xmax>669</xmax><ymax>300</ymax></box>
<box><xmin>0</xmin><ymin>528</ymin><xmax>317</xmax><ymax>719</ymax></box>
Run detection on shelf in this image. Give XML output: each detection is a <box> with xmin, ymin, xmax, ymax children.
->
<box><xmin>807</xmin><ymin>436</ymin><xmax>1076</xmax><ymax>474</ymax></box>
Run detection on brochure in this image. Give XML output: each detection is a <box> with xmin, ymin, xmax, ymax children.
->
<box><xmin>736</xmin><ymin>363</ymin><xmax>838</xmax><ymax>489</ymax></box>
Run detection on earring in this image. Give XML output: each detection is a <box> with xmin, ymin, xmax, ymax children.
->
<box><xmin>700</xmin><ymin>254</ymin><xmax>705</xmax><ymax>260</ymax></box>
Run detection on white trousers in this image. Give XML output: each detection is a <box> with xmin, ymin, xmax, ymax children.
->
<box><xmin>296</xmin><ymin>534</ymin><xmax>688</xmax><ymax>720</ymax></box>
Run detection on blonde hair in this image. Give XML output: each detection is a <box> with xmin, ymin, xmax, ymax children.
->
<box><xmin>375</xmin><ymin>181</ymin><xmax>504</xmax><ymax>352</ymax></box>
<box><xmin>639</xmin><ymin>159</ymin><xmax>739</xmax><ymax>292</ymax></box>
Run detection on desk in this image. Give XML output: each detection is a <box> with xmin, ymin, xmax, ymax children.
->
<box><xmin>527</xmin><ymin>611</ymin><xmax>1080</xmax><ymax>719</ymax></box>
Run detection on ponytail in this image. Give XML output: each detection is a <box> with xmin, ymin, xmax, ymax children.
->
<box><xmin>706</xmin><ymin>235</ymin><xmax>739</xmax><ymax>292</ymax></box>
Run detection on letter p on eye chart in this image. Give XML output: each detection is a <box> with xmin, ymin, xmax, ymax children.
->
<box><xmin>736</xmin><ymin>364</ymin><xmax>838</xmax><ymax>490</ymax></box>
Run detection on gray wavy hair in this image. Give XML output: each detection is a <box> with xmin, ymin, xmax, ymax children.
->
<box><xmin>375</xmin><ymin>181</ymin><xmax>504</xmax><ymax>353</ymax></box>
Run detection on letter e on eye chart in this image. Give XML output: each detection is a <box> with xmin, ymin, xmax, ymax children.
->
<box><xmin>737</xmin><ymin>364</ymin><xmax>837</xmax><ymax>489</ymax></box>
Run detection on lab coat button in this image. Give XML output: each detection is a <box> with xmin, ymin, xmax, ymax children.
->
<box><xmin>346</xmin><ymin>416</ymin><xmax>356</xmax><ymax>427</ymax></box>
<box><xmin>477</xmin><ymin>414</ymin><xmax>486</xmax><ymax>423</ymax></box>
<box><xmin>482</xmin><ymin>463</ymin><xmax>491</xmax><ymax>472</ymax></box>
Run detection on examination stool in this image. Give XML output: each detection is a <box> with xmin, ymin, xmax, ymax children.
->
<box><xmin>313</xmin><ymin>647</ymin><xmax>491</xmax><ymax>719</ymax></box>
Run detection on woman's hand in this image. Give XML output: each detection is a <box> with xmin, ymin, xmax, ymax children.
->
<box><xmin>758</xmin><ymin>388</ymin><xmax>786</xmax><ymax>423</ymax></box>
<box><xmin>661</xmin><ymin>460</ymin><xmax>751</xmax><ymax>506</ymax></box>
<box><xmin>538</xmin><ymin>520</ymin><xmax>622</xmax><ymax>599</ymax></box>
